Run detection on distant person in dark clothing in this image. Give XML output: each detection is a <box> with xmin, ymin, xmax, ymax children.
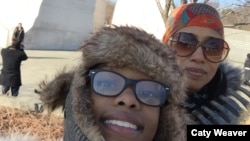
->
<box><xmin>0</xmin><ymin>39</ymin><xmax>28</xmax><ymax>96</ymax></box>
<box><xmin>244</xmin><ymin>53</ymin><xmax>250</xmax><ymax>84</ymax></box>
<box><xmin>12</xmin><ymin>23</ymin><xmax>25</xmax><ymax>50</ymax></box>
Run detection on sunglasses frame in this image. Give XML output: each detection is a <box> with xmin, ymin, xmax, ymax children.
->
<box><xmin>170</xmin><ymin>32</ymin><xmax>230</xmax><ymax>63</ymax></box>
<box><xmin>88</xmin><ymin>69</ymin><xmax>170</xmax><ymax>107</ymax></box>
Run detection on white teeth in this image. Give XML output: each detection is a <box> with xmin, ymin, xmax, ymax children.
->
<box><xmin>105</xmin><ymin>120</ymin><xmax>138</xmax><ymax>130</ymax></box>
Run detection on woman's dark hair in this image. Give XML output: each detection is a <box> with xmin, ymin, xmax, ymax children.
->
<box><xmin>247</xmin><ymin>53</ymin><xmax>250</xmax><ymax>59</ymax></box>
<box><xmin>11</xmin><ymin>39</ymin><xmax>22</xmax><ymax>50</ymax></box>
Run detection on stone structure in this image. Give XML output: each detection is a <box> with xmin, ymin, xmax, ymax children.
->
<box><xmin>0</xmin><ymin>0</ymin><xmax>108</xmax><ymax>50</ymax></box>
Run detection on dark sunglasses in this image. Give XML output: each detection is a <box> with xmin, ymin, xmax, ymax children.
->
<box><xmin>169</xmin><ymin>32</ymin><xmax>230</xmax><ymax>63</ymax></box>
<box><xmin>88</xmin><ymin>69</ymin><xmax>170</xmax><ymax>107</ymax></box>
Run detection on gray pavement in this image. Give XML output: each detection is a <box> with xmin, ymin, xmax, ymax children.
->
<box><xmin>0</xmin><ymin>49</ymin><xmax>81</xmax><ymax>116</ymax></box>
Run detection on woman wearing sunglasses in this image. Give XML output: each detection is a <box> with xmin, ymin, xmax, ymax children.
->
<box><xmin>35</xmin><ymin>26</ymin><xmax>186</xmax><ymax>141</ymax></box>
<box><xmin>163</xmin><ymin>3</ymin><xmax>250</xmax><ymax>124</ymax></box>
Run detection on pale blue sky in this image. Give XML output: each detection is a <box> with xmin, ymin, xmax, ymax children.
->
<box><xmin>109</xmin><ymin>0</ymin><xmax>241</xmax><ymax>8</ymax></box>
<box><xmin>174</xmin><ymin>0</ymin><xmax>240</xmax><ymax>8</ymax></box>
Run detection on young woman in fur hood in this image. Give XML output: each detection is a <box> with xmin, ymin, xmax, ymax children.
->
<box><xmin>35</xmin><ymin>26</ymin><xmax>187</xmax><ymax>141</ymax></box>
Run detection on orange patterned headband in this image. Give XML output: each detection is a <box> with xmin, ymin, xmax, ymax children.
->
<box><xmin>163</xmin><ymin>3</ymin><xmax>224</xmax><ymax>43</ymax></box>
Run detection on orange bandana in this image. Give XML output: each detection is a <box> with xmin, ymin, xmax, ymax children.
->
<box><xmin>163</xmin><ymin>3</ymin><xmax>224</xmax><ymax>43</ymax></box>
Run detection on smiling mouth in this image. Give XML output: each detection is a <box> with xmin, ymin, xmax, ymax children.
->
<box><xmin>104</xmin><ymin>120</ymin><xmax>138</xmax><ymax>130</ymax></box>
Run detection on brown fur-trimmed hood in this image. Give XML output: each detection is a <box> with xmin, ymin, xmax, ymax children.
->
<box><xmin>35</xmin><ymin>26</ymin><xmax>187</xmax><ymax>141</ymax></box>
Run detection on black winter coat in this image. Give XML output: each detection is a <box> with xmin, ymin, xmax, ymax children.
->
<box><xmin>0</xmin><ymin>47</ymin><xmax>28</xmax><ymax>86</ymax></box>
<box><xmin>12</xmin><ymin>27</ymin><xmax>25</xmax><ymax>42</ymax></box>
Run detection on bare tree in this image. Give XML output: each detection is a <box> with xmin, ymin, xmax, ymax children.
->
<box><xmin>155</xmin><ymin>0</ymin><xmax>250</xmax><ymax>30</ymax></box>
<box><xmin>156</xmin><ymin>0</ymin><xmax>200</xmax><ymax>26</ymax></box>
<box><xmin>181</xmin><ymin>0</ymin><xmax>188</xmax><ymax>4</ymax></box>
<box><xmin>156</xmin><ymin>0</ymin><xmax>176</xmax><ymax>26</ymax></box>
<box><xmin>156</xmin><ymin>0</ymin><xmax>167</xmax><ymax>25</ymax></box>
<box><xmin>221</xmin><ymin>1</ymin><xmax>250</xmax><ymax>30</ymax></box>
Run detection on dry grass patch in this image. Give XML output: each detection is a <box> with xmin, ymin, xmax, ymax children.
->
<box><xmin>0</xmin><ymin>106</ymin><xmax>63</xmax><ymax>141</ymax></box>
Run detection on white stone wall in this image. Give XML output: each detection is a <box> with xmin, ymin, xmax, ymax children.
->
<box><xmin>0</xmin><ymin>0</ymin><xmax>107</xmax><ymax>50</ymax></box>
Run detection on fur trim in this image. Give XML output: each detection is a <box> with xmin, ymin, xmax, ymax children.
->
<box><xmin>220</xmin><ymin>61</ymin><xmax>243</xmax><ymax>90</ymax></box>
<box><xmin>34</xmin><ymin>68</ymin><xmax>74</xmax><ymax>112</ymax></box>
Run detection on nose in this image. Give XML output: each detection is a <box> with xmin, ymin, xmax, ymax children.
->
<box><xmin>114</xmin><ymin>87</ymin><xmax>141</xmax><ymax>110</ymax></box>
<box><xmin>189</xmin><ymin>46</ymin><xmax>206</xmax><ymax>63</ymax></box>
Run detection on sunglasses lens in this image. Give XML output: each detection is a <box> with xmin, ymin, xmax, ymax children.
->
<box><xmin>171</xmin><ymin>33</ymin><xmax>198</xmax><ymax>56</ymax></box>
<box><xmin>171</xmin><ymin>32</ymin><xmax>229</xmax><ymax>63</ymax></box>
<box><xmin>92</xmin><ymin>71</ymin><xmax>125</xmax><ymax>96</ymax></box>
<box><xmin>136</xmin><ymin>81</ymin><xmax>167</xmax><ymax>106</ymax></box>
<box><xmin>203</xmin><ymin>38</ymin><xmax>229</xmax><ymax>62</ymax></box>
